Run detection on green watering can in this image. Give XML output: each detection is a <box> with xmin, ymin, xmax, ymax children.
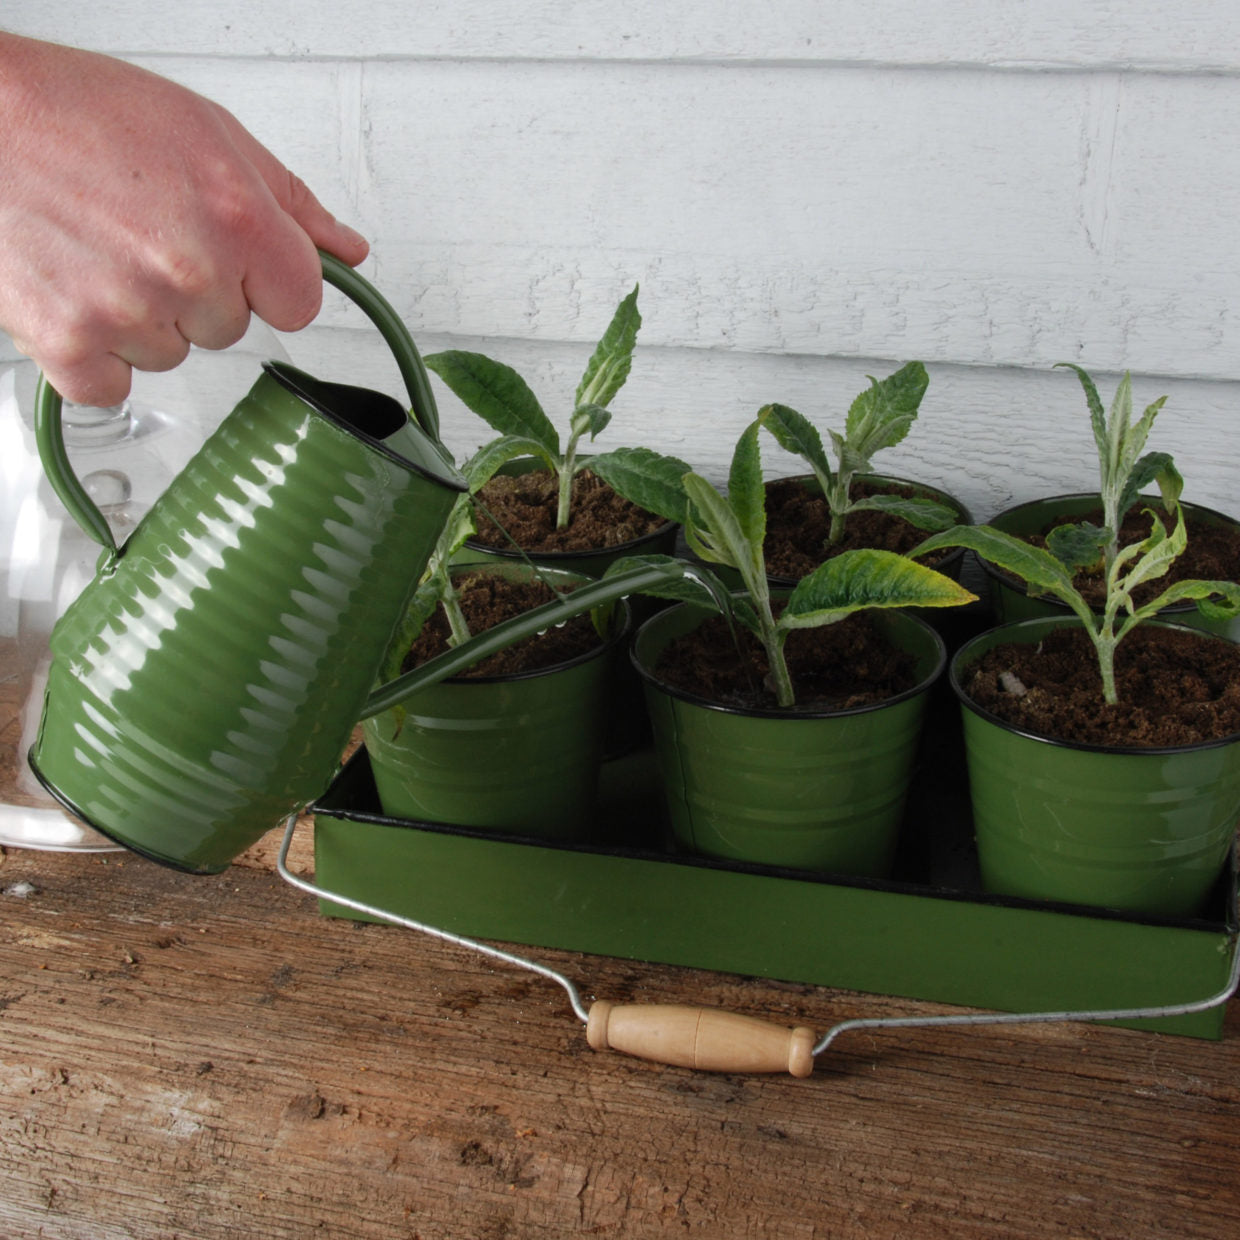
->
<box><xmin>27</xmin><ymin>254</ymin><xmax>693</xmax><ymax>874</ymax></box>
<box><xmin>26</xmin><ymin>254</ymin><xmax>473</xmax><ymax>872</ymax></box>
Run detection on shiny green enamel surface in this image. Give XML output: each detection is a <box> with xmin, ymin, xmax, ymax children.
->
<box><xmin>312</xmin><ymin>750</ymin><xmax>1237</xmax><ymax>1039</ymax></box>
<box><xmin>30</xmin><ymin>364</ymin><xmax>465</xmax><ymax>873</ymax></box>
<box><xmin>983</xmin><ymin>493</ymin><xmax>1240</xmax><ymax>639</ymax></box>
<box><xmin>363</xmin><ymin>564</ymin><xmax>625</xmax><ymax>839</ymax></box>
<box><xmin>952</xmin><ymin>617</ymin><xmax>1240</xmax><ymax>917</ymax></box>
<box><xmin>631</xmin><ymin>606</ymin><xmax>944</xmax><ymax>876</ymax></box>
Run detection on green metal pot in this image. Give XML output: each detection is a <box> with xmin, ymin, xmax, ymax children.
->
<box><xmin>951</xmin><ymin>616</ymin><xmax>1240</xmax><ymax>918</ymax></box>
<box><xmin>362</xmin><ymin>563</ymin><xmax>630</xmax><ymax>840</ymax></box>
<box><xmin>463</xmin><ymin>455</ymin><xmax>679</xmax><ymax>756</ymax></box>
<box><xmin>981</xmin><ymin>493</ymin><xmax>1240</xmax><ymax>640</ymax></box>
<box><xmin>631</xmin><ymin>605</ymin><xmax>946</xmax><ymax>875</ymax></box>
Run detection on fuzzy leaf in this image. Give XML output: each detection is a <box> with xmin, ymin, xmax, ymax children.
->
<box><xmin>914</xmin><ymin>524</ymin><xmax>1081</xmax><ymax>604</ymax></box>
<box><xmin>728</xmin><ymin>419</ymin><xmax>767</xmax><ymax>552</ymax></box>
<box><xmin>1117</xmin><ymin>451</ymin><xmax>1176</xmax><ymax>520</ymax></box>
<box><xmin>1133</xmin><ymin>578</ymin><xmax>1240</xmax><ymax>626</ymax></box>
<box><xmin>682</xmin><ymin>474</ymin><xmax>749</xmax><ymax>570</ymax></box>
<box><xmin>589</xmin><ymin>446</ymin><xmax>693</xmax><ymax>525</ymax></box>
<box><xmin>759</xmin><ymin>403</ymin><xmax>833</xmax><ymax>484</ymax></box>
<box><xmin>842</xmin><ymin>361</ymin><xmax>929</xmax><ymax>467</ymax></box>
<box><xmin>576</xmin><ymin>285</ymin><xmax>641</xmax><ymax>410</ymax></box>
<box><xmin>378</xmin><ymin>579</ymin><xmax>443</xmax><ymax>683</ymax></box>
<box><xmin>779</xmin><ymin>549</ymin><xmax>975</xmax><ymax>630</ymax></box>
<box><xmin>462</xmin><ymin>436</ymin><xmax>556</xmax><ymax>492</ymax></box>
<box><xmin>848</xmin><ymin>493</ymin><xmax>958</xmax><ymax>532</ymax></box>
<box><xmin>1115</xmin><ymin>504</ymin><xmax>1187</xmax><ymax>598</ymax></box>
<box><xmin>425</xmin><ymin>350</ymin><xmax>559</xmax><ymax>457</ymax></box>
<box><xmin>1045</xmin><ymin>521</ymin><xmax>1109</xmax><ymax>572</ymax></box>
<box><xmin>1056</xmin><ymin>362</ymin><xmax>1109</xmax><ymax>473</ymax></box>
<box><xmin>571</xmin><ymin>402</ymin><xmax>613</xmax><ymax>442</ymax></box>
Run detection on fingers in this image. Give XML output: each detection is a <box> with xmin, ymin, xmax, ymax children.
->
<box><xmin>219</xmin><ymin>114</ymin><xmax>369</xmax><ymax>332</ymax></box>
<box><xmin>34</xmin><ymin>350</ymin><xmax>136</xmax><ymax>410</ymax></box>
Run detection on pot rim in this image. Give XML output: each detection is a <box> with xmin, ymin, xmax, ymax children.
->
<box><xmin>415</xmin><ymin>561</ymin><xmax>631</xmax><ymax>686</ymax></box>
<box><xmin>950</xmin><ymin>615</ymin><xmax>1240</xmax><ymax>755</ymax></box>
<box><xmin>763</xmin><ymin>471</ymin><xmax>973</xmax><ymax>589</ymax></box>
<box><xmin>978</xmin><ymin>491</ymin><xmax>1240</xmax><ymax>610</ymax></box>
<box><xmin>631</xmin><ymin>603</ymin><xmax>947</xmax><ymax>721</ymax></box>
<box><xmin>464</xmin><ymin>455</ymin><xmax>679</xmax><ymax>562</ymax></box>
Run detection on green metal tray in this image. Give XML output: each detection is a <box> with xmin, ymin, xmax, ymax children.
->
<box><xmin>310</xmin><ymin>684</ymin><xmax>1239</xmax><ymax>1040</ymax></box>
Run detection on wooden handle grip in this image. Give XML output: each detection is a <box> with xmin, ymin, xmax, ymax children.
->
<box><xmin>586</xmin><ymin>1001</ymin><xmax>815</xmax><ymax>1077</ymax></box>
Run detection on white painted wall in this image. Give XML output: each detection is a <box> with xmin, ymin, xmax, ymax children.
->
<box><xmin>5</xmin><ymin>2</ymin><xmax>1239</xmax><ymax>523</ymax></box>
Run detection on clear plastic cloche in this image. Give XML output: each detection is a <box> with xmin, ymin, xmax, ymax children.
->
<box><xmin>1</xmin><ymin>321</ymin><xmax>293</xmax><ymax>851</ymax></box>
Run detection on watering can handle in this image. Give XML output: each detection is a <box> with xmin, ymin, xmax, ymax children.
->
<box><xmin>586</xmin><ymin>1001</ymin><xmax>817</xmax><ymax>1077</ymax></box>
<box><xmin>33</xmin><ymin>250</ymin><xmax>441</xmax><ymax>554</ymax></box>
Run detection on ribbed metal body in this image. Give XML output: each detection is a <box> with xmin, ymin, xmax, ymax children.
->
<box><xmin>30</xmin><ymin>366</ymin><xmax>463</xmax><ymax>872</ymax></box>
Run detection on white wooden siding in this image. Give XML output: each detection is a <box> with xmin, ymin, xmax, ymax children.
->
<box><xmin>4</xmin><ymin>2</ymin><xmax>1238</xmax><ymax>521</ymax></box>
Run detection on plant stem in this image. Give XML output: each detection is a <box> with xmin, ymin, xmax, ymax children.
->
<box><xmin>440</xmin><ymin>576</ymin><xmax>473</xmax><ymax>648</ymax></box>
<box><xmin>825</xmin><ymin>472</ymin><xmax>853</xmax><ymax>546</ymax></box>
<box><xmin>555</xmin><ymin>446</ymin><xmax>576</xmax><ymax>530</ymax></box>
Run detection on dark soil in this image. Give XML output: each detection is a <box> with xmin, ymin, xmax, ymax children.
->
<box><xmin>963</xmin><ymin>624</ymin><xmax>1240</xmax><ymax>747</ymax></box>
<box><xmin>399</xmin><ymin>573</ymin><xmax>604</xmax><ymax>679</ymax></box>
<box><xmin>763</xmin><ymin>477</ymin><xmax>960</xmax><ymax>581</ymax></box>
<box><xmin>470</xmin><ymin>468</ymin><xmax>669</xmax><ymax>554</ymax></box>
<box><xmin>651</xmin><ymin>611</ymin><xmax>919</xmax><ymax>712</ymax></box>
<box><xmin>1004</xmin><ymin>504</ymin><xmax>1240</xmax><ymax>608</ymax></box>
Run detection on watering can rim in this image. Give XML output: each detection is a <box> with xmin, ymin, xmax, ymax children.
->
<box><xmin>259</xmin><ymin>358</ymin><xmax>468</xmax><ymax>494</ymax></box>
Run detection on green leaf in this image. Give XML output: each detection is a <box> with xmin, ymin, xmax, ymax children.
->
<box><xmin>425</xmin><ymin>350</ymin><xmax>559</xmax><ymax>457</ymax></box>
<box><xmin>1116</xmin><ymin>451</ymin><xmax>1175</xmax><ymax>520</ymax></box>
<box><xmin>848</xmin><ymin>493</ymin><xmax>958</xmax><ymax>532</ymax></box>
<box><xmin>1133</xmin><ymin>579</ymin><xmax>1240</xmax><ymax>626</ymax></box>
<box><xmin>1115</xmin><ymin>504</ymin><xmax>1187</xmax><ymax>598</ymax></box>
<box><xmin>1044</xmin><ymin>521</ymin><xmax>1108</xmax><ymax>572</ymax></box>
<box><xmin>779</xmin><ymin>549</ymin><xmax>976</xmax><ymax>629</ymax></box>
<box><xmin>378</xmin><ymin>579</ymin><xmax>443</xmax><ymax>682</ymax></box>
<box><xmin>571</xmin><ymin>402</ymin><xmax>613</xmax><ymax>443</ymax></box>
<box><xmin>842</xmin><ymin>361</ymin><xmax>929</xmax><ymax>467</ymax></box>
<box><xmin>728</xmin><ymin>418</ymin><xmax>767</xmax><ymax>552</ymax></box>
<box><xmin>682</xmin><ymin>474</ymin><xmax>748</xmax><ymax>570</ymax></box>
<box><xmin>914</xmin><ymin>524</ymin><xmax>1083</xmax><ymax>605</ymax></box>
<box><xmin>589</xmin><ymin>446</ymin><xmax>693</xmax><ymax>525</ymax></box>
<box><xmin>462</xmin><ymin>436</ymin><xmax>556</xmax><ymax>492</ymax></box>
<box><xmin>576</xmin><ymin>284</ymin><xmax>641</xmax><ymax>410</ymax></box>
<box><xmin>759</xmin><ymin>403</ymin><xmax>833</xmax><ymax>485</ymax></box>
<box><xmin>1055</xmin><ymin>362</ymin><xmax>1108</xmax><ymax>473</ymax></box>
<box><xmin>1119</xmin><ymin>395</ymin><xmax>1167</xmax><ymax>483</ymax></box>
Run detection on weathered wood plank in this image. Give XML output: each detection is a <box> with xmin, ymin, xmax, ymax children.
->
<box><xmin>1</xmin><ymin>842</ymin><xmax>1238</xmax><ymax>1239</ymax></box>
<box><xmin>9</xmin><ymin>1</ymin><xmax>1240</xmax><ymax>72</ymax></box>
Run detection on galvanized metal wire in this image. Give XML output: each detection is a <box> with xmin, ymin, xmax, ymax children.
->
<box><xmin>278</xmin><ymin>813</ymin><xmax>1240</xmax><ymax>1065</ymax></box>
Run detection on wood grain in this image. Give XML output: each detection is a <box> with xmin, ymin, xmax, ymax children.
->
<box><xmin>1</xmin><ymin>840</ymin><xmax>1237</xmax><ymax>1239</ymax></box>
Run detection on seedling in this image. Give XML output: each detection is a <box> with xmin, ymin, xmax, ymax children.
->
<box><xmin>915</xmin><ymin>365</ymin><xmax>1240</xmax><ymax>705</ymax></box>
<box><xmin>759</xmin><ymin>360</ymin><xmax>957</xmax><ymax>546</ymax></box>
<box><xmin>424</xmin><ymin>285</ymin><xmax>690</xmax><ymax>533</ymax></box>
<box><xmin>610</xmin><ymin>412</ymin><xmax>976</xmax><ymax>709</ymax></box>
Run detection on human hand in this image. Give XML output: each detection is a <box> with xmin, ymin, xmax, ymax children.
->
<box><xmin>0</xmin><ymin>34</ymin><xmax>370</xmax><ymax>406</ymax></box>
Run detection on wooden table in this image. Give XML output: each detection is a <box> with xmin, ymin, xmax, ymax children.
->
<box><xmin>2</xmin><ymin>828</ymin><xmax>1238</xmax><ymax>1240</ymax></box>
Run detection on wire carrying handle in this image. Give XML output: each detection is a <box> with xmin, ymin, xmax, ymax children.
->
<box><xmin>277</xmin><ymin>815</ymin><xmax>1240</xmax><ymax>1077</ymax></box>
